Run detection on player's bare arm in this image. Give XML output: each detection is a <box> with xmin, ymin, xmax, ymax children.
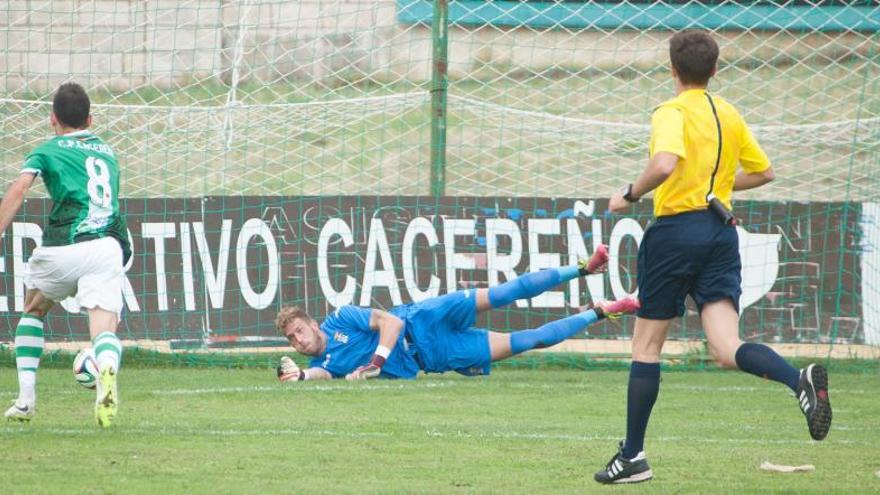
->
<box><xmin>370</xmin><ymin>309</ymin><xmax>404</xmax><ymax>355</ymax></box>
<box><xmin>0</xmin><ymin>173</ymin><xmax>36</xmax><ymax>234</ymax></box>
<box><xmin>0</xmin><ymin>175</ymin><xmax>53</xmax><ymax>320</ymax></box>
<box><xmin>733</xmin><ymin>166</ymin><xmax>775</xmax><ymax>191</ymax></box>
<box><xmin>345</xmin><ymin>309</ymin><xmax>404</xmax><ymax>380</ymax></box>
<box><xmin>608</xmin><ymin>151</ymin><xmax>680</xmax><ymax>213</ymax></box>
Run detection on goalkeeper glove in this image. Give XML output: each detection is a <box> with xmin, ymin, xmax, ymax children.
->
<box><xmin>276</xmin><ymin>356</ymin><xmax>303</xmax><ymax>382</ymax></box>
<box><xmin>345</xmin><ymin>355</ymin><xmax>386</xmax><ymax>380</ymax></box>
<box><xmin>345</xmin><ymin>345</ymin><xmax>392</xmax><ymax>380</ymax></box>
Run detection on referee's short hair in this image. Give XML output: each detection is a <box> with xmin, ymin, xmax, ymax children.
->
<box><xmin>53</xmin><ymin>82</ymin><xmax>90</xmax><ymax>129</ymax></box>
<box><xmin>669</xmin><ymin>31</ymin><xmax>719</xmax><ymax>86</ymax></box>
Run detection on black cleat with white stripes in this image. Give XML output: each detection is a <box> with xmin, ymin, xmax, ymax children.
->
<box><xmin>797</xmin><ymin>363</ymin><xmax>832</xmax><ymax>441</ymax></box>
<box><xmin>594</xmin><ymin>441</ymin><xmax>653</xmax><ymax>484</ymax></box>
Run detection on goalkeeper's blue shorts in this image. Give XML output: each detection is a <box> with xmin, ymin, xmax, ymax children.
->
<box><xmin>637</xmin><ymin>209</ymin><xmax>742</xmax><ymax>319</ymax></box>
<box><xmin>404</xmin><ymin>289</ymin><xmax>492</xmax><ymax>376</ymax></box>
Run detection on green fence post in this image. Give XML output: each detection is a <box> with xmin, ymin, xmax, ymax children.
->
<box><xmin>430</xmin><ymin>0</ymin><xmax>449</xmax><ymax>198</ymax></box>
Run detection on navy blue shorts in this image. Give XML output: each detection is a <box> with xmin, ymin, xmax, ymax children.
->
<box><xmin>637</xmin><ymin>209</ymin><xmax>741</xmax><ymax>319</ymax></box>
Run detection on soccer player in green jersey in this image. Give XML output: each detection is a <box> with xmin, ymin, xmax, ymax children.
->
<box><xmin>2</xmin><ymin>83</ymin><xmax>131</xmax><ymax>427</ymax></box>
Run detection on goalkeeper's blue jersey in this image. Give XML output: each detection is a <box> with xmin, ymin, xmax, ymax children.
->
<box><xmin>309</xmin><ymin>305</ymin><xmax>419</xmax><ymax>379</ymax></box>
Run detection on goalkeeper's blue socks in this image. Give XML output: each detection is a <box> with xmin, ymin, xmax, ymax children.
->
<box><xmin>734</xmin><ymin>342</ymin><xmax>800</xmax><ymax>392</ymax></box>
<box><xmin>488</xmin><ymin>266</ymin><xmax>580</xmax><ymax>309</ymax></box>
<box><xmin>622</xmin><ymin>361</ymin><xmax>661</xmax><ymax>460</ymax></box>
<box><xmin>509</xmin><ymin>309</ymin><xmax>599</xmax><ymax>355</ymax></box>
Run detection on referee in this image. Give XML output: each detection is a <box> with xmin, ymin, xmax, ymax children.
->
<box><xmin>593</xmin><ymin>31</ymin><xmax>832</xmax><ymax>484</ymax></box>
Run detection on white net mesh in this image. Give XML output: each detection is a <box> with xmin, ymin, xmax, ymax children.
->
<box><xmin>1</xmin><ymin>0</ymin><xmax>432</xmax><ymax>196</ymax></box>
<box><xmin>443</xmin><ymin>2</ymin><xmax>879</xmax><ymax>200</ymax></box>
<box><xmin>0</xmin><ymin>0</ymin><xmax>877</xmax><ymax>200</ymax></box>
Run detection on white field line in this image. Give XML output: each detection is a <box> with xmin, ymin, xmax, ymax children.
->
<box><xmin>494</xmin><ymin>380</ymin><xmax>875</xmax><ymax>395</ymax></box>
<box><xmin>148</xmin><ymin>381</ymin><xmax>872</xmax><ymax>396</ymax></box>
<box><xmin>423</xmin><ymin>430</ymin><xmax>865</xmax><ymax>446</ymax></box>
<box><xmin>0</xmin><ymin>425</ymin><xmax>866</xmax><ymax>446</ymax></box>
<box><xmin>24</xmin><ymin>339</ymin><xmax>880</xmax><ymax>359</ymax></box>
<box><xmin>3</xmin><ymin>380</ymin><xmax>870</xmax><ymax>397</ymax></box>
<box><xmin>0</xmin><ymin>426</ymin><xmax>390</xmax><ymax>438</ymax></box>
<box><xmin>0</xmin><ymin>380</ymin><xmax>461</xmax><ymax>397</ymax></box>
<box><xmin>151</xmin><ymin>381</ymin><xmax>458</xmax><ymax>395</ymax></box>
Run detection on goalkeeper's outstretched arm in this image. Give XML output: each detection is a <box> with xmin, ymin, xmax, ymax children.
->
<box><xmin>277</xmin><ymin>356</ymin><xmax>332</xmax><ymax>382</ymax></box>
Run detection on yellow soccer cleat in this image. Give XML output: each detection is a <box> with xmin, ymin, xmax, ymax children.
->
<box><xmin>94</xmin><ymin>366</ymin><xmax>118</xmax><ymax>428</ymax></box>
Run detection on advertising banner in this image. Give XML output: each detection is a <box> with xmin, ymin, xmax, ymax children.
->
<box><xmin>0</xmin><ymin>197</ymin><xmax>865</xmax><ymax>348</ymax></box>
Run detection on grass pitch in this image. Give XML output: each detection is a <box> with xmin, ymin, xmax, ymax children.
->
<box><xmin>2</xmin><ymin>367</ymin><xmax>878</xmax><ymax>494</ymax></box>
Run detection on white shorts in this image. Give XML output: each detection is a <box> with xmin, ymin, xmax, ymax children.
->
<box><xmin>24</xmin><ymin>237</ymin><xmax>124</xmax><ymax>314</ymax></box>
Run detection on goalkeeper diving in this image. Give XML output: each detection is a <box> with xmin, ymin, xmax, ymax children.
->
<box><xmin>275</xmin><ymin>245</ymin><xmax>639</xmax><ymax>381</ymax></box>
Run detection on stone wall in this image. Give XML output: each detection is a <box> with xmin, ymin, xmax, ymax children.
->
<box><xmin>0</xmin><ymin>1</ymin><xmax>869</xmax><ymax>93</ymax></box>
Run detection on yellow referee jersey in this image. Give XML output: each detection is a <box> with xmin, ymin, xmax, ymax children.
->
<box><xmin>650</xmin><ymin>88</ymin><xmax>770</xmax><ymax>217</ymax></box>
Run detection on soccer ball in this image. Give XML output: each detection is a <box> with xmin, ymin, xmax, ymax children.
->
<box><xmin>72</xmin><ymin>348</ymin><xmax>99</xmax><ymax>389</ymax></box>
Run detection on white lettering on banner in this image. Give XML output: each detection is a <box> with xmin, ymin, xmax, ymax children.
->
<box><xmin>589</xmin><ymin>218</ymin><xmax>607</xmax><ymax>300</ymax></box>
<box><xmin>529</xmin><ymin>218</ymin><xmax>564</xmax><ymax>308</ymax></box>
<box><xmin>236</xmin><ymin>218</ymin><xmax>279</xmax><ymax>310</ymax></box>
<box><xmin>609</xmin><ymin>218</ymin><xmax>643</xmax><ymax>299</ymax></box>
<box><xmin>566</xmin><ymin>219</ymin><xmax>587</xmax><ymax>307</ymax></box>
<box><xmin>402</xmin><ymin>217</ymin><xmax>441</xmax><ymax>302</ymax></box>
<box><xmin>122</xmin><ymin>270</ymin><xmax>140</xmax><ymax>312</ymax></box>
<box><xmin>318</xmin><ymin>218</ymin><xmax>356</xmax><ymax>308</ymax></box>
<box><xmin>142</xmin><ymin>222</ymin><xmax>176</xmax><ymax>311</ymax></box>
<box><xmin>0</xmin><ymin>205</ymin><xmax>786</xmax><ymax>316</ymax></box>
<box><xmin>566</xmin><ymin>218</ymin><xmax>605</xmax><ymax>307</ymax></box>
<box><xmin>572</xmin><ymin>200</ymin><xmax>595</xmax><ymax>218</ymax></box>
<box><xmin>192</xmin><ymin>220</ymin><xmax>232</xmax><ymax>309</ymax></box>
<box><xmin>360</xmin><ymin>218</ymin><xmax>402</xmax><ymax>306</ymax></box>
<box><xmin>180</xmin><ymin>223</ymin><xmax>196</xmax><ymax>311</ymax></box>
<box><xmin>443</xmin><ymin>219</ymin><xmax>476</xmax><ymax>293</ymax></box>
<box><xmin>486</xmin><ymin>218</ymin><xmax>526</xmax><ymax>308</ymax></box>
<box><xmin>13</xmin><ymin>222</ymin><xmax>41</xmax><ymax>312</ymax></box>
<box><xmin>123</xmin><ymin>228</ymin><xmax>140</xmax><ymax>312</ymax></box>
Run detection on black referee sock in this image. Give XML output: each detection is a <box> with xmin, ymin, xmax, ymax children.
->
<box><xmin>622</xmin><ymin>361</ymin><xmax>661</xmax><ymax>460</ymax></box>
<box><xmin>734</xmin><ymin>343</ymin><xmax>800</xmax><ymax>392</ymax></box>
